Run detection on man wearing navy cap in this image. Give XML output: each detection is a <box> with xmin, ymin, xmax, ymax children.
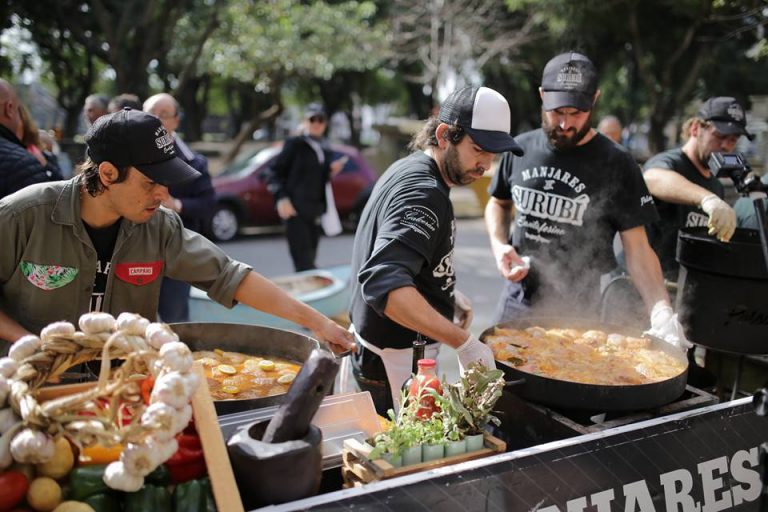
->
<box><xmin>349</xmin><ymin>85</ymin><xmax>523</xmax><ymax>414</ymax></box>
<box><xmin>485</xmin><ymin>51</ymin><xmax>688</xmax><ymax>351</ymax></box>
<box><xmin>644</xmin><ymin>97</ymin><xmax>754</xmax><ymax>278</ymax></box>
<box><xmin>0</xmin><ymin>108</ymin><xmax>353</xmax><ymax>353</ymax></box>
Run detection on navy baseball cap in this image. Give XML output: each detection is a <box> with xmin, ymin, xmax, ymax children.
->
<box><xmin>438</xmin><ymin>86</ymin><xmax>524</xmax><ymax>155</ymax></box>
<box><xmin>698</xmin><ymin>97</ymin><xmax>754</xmax><ymax>141</ymax></box>
<box><xmin>85</xmin><ymin>108</ymin><xmax>201</xmax><ymax>186</ymax></box>
<box><xmin>540</xmin><ymin>52</ymin><xmax>598</xmax><ymax>112</ymax></box>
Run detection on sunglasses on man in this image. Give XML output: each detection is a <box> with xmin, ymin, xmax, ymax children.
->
<box><xmin>309</xmin><ymin>116</ymin><xmax>326</xmax><ymax>124</ymax></box>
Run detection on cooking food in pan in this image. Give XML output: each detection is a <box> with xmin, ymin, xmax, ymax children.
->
<box><xmin>193</xmin><ymin>349</ymin><xmax>301</xmax><ymax>400</ymax></box>
<box><xmin>485</xmin><ymin>326</ymin><xmax>686</xmax><ymax>385</ymax></box>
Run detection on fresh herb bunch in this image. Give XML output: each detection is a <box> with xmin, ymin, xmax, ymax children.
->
<box><xmin>437</xmin><ymin>362</ymin><xmax>505</xmax><ymax>436</ymax></box>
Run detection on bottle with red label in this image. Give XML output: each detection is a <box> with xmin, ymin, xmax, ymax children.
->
<box><xmin>407</xmin><ymin>358</ymin><xmax>442</xmax><ymax>419</ymax></box>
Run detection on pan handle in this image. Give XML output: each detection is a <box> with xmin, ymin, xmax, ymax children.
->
<box><xmin>504</xmin><ymin>378</ymin><xmax>525</xmax><ymax>388</ymax></box>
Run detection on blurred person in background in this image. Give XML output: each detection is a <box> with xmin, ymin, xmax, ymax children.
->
<box><xmin>597</xmin><ymin>115</ymin><xmax>623</xmax><ymax>145</ymax></box>
<box><xmin>83</xmin><ymin>94</ymin><xmax>109</xmax><ymax>126</ymax></box>
<box><xmin>485</xmin><ymin>52</ymin><xmax>688</xmax><ymax>352</ymax></box>
<box><xmin>642</xmin><ymin>97</ymin><xmax>753</xmax><ymax>280</ymax></box>
<box><xmin>269</xmin><ymin>103</ymin><xmax>348</xmax><ymax>272</ymax></box>
<box><xmin>143</xmin><ymin>92</ymin><xmax>215</xmax><ymax>323</ymax></box>
<box><xmin>109</xmin><ymin>93</ymin><xmax>142</xmax><ymax>113</ymax></box>
<box><xmin>0</xmin><ymin>79</ymin><xmax>57</xmax><ymax>199</ymax></box>
<box><xmin>18</xmin><ymin>103</ymin><xmax>62</xmax><ymax>180</ymax></box>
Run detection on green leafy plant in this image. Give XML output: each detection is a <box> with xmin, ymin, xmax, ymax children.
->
<box><xmin>436</xmin><ymin>362</ymin><xmax>505</xmax><ymax>437</ymax></box>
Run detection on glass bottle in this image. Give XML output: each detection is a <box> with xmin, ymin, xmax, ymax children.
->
<box><xmin>401</xmin><ymin>334</ymin><xmax>427</xmax><ymax>396</ymax></box>
<box><xmin>408</xmin><ymin>358</ymin><xmax>442</xmax><ymax>419</ymax></box>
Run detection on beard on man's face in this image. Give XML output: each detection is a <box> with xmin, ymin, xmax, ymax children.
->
<box><xmin>441</xmin><ymin>143</ymin><xmax>482</xmax><ymax>186</ymax></box>
<box><xmin>542</xmin><ymin>109</ymin><xmax>593</xmax><ymax>150</ymax></box>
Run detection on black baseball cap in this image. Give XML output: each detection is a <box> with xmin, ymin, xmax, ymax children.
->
<box><xmin>85</xmin><ymin>108</ymin><xmax>201</xmax><ymax>186</ymax></box>
<box><xmin>698</xmin><ymin>97</ymin><xmax>754</xmax><ymax>141</ymax></box>
<box><xmin>540</xmin><ymin>52</ymin><xmax>598</xmax><ymax>112</ymax></box>
<box><xmin>304</xmin><ymin>103</ymin><xmax>326</xmax><ymax>120</ymax></box>
<box><xmin>438</xmin><ymin>86</ymin><xmax>524</xmax><ymax>155</ymax></box>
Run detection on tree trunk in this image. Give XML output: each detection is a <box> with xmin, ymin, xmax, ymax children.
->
<box><xmin>177</xmin><ymin>75</ymin><xmax>210</xmax><ymax>142</ymax></box>
<box><xmin>222</xmin><ymin>102</ymin><xmax>283</xmax><ymax>165</ymax></box>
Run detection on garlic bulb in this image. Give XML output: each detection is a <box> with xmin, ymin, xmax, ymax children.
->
<box><xmin>104</xmin><ymin>461</ymin><xmax>144</xmax><ymax>492</ymax></box>
<box><xmin>174</xmin><ymin>404</ymin><xmax>193</xmax><ymax>435</ymax></box>
<box><xmin>79</xmin><ymin>312</ymin><xmax>116</xmax><ymax>335</ymax></box>
<box><xmin>121</xmin><ymin>442</ymin><xmax>162</xmax><ymax>477</ymax></box>
<box><xmin>10</xmin><ymin>428</ymin><xmax>55</xmax><ymax>463</ymax></box>
<box><xmin>0</xmin><ymin>422</ymin><xmax>22</xmax><ymax>470</ymax></box>
<box><xmin>0</xmin><ymin>377</ymin><xmax>9</xmax><ymax>407</ymax></box>
<box><xmin>0</xmin><ymin>408</ymin><xmax>19</xmax><ymax>434</ymax></box>
<box><xmin>150</xmin><ymin>372</ymin><xmax>193</xmax><ymax>409</ymax></box>
<box><xmin>140</xmin><ymin>403</ymin><xmax>178</xmax><ymax>439</ymax></box>
<box><xmin>145</xmin><ymin>323</ymin><xmax>179</xmax><ymax>350</ymax></box>
<box><xmin>156</xmin><ymin>437</ymin><xmax>179</xmax><ymax>462</ymax></box>
<box><xmin>9</xmin><ymin>335</ymin><xmax>41</xmax><ymax>362</ymax></box>
<box><xmin>115</xmin><ymin>313</ymin><xmax>150</xmax><ymax>336</ymax></box>
<box><xmin>0</xmin><ymin>358</ymin><xmax>18</xmax><ymax>379</ymax></box>
<box><xmin>40</xmin><ymin>321</ymin><xmax>75</xmax><ymax>343</ymax></box>
<box><xmin>159</xmin><ymin>342</ymin><xmax>194</xmax><ymax>373</ymax></box>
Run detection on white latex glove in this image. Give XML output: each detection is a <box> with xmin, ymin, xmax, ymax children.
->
<box><xmin>645</xmin><ymin>301</ymin><xmax>693</xmax><ymax>352</ymax></box>
<box><xmin>700</xmin><ymin>194</ymin><xmax>736</xmax><ymax>242</ymax></box>
<box><xmin>455</xmin><ymin>335</ymin><xmax>496</xmax><ymax>373</ymax></box>
<box><xmin>453</xmin><ymin>290</ymin><xmax>473</xmax><ymax>329</ymax></box>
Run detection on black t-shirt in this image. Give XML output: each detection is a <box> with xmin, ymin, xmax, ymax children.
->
<box><xmin>489</xmin><ymin>129</ymin><xmax>658</xmax><ymax>312</ymax></box>
<box><xmin>349</xmin><ymin>152</ymin><xmax>455</xmax><ymax>349</ymax></box>
<box><xmin>642</xmin><ymin>148</ymin><xmax>724</xmax><ymax>279</ymax></box>
<box><xmin>84</xmin><ymin>219</ymin><xmax>122</xmax><ymax>312</ymax></box>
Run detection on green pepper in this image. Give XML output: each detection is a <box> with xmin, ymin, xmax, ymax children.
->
<box><xmin>174</xmin><ymin>478</ymin><xmax>217</xmax><ymax>512</ymax></box>
<box><xmin>145</xmin><ymin>464</ymin><xmax>171</xmax><ymax>486</ymax></box>
<box><xmin>69</xmin><ymin>464</ymin><xmax>109</xmax><ymax>501</ymax></box>
<box><xmin>84</xmin><ymin>491</ymin><xmax>122</xmax><ymax>512</ymax></box>
<box><xmin>124</xmin><ymin>484</ymin><xmax>172</xmax><ymax>512</ymax></box>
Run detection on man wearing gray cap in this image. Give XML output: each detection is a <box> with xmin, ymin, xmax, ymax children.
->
<box><xmin>349</xmin><ymin>85</ymin><xmax>523</xmax><ymax>414</ymax></box>
<box><xmin>643</xmin><ymin>96</ymin><xmax>754</xmax><ymax>279</ymax></box>
<box><xmin>485</xmin><ymin>51</ymin><xmax>688</xmax><ymax>352</ymax></box>
<box><xmin>0</xmin><ymin>108</ymin><xmax>353</xmax><ymax>353</ymax></box>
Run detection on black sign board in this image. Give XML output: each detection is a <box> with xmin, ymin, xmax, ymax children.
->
<box><xmin>299</xmin><ymin>398</ymin><xmax>768</xmax><ymax>511</ymax></box>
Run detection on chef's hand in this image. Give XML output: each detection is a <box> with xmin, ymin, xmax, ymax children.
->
<box><xmin>645</xmin><ymin>301</ymin><xmax>692</xmax><ymax>352</ymax></box>
<box><xmin>494</xmin><ymin>244</ymin><xmax>530</xmax><ymax>282</ymax></box>
<box><xmin>277</xmin><ymin>198</ymin><xmax>298</xmax><ymax>219</ymax></box>
<box><xmin>455</xmin><ymin>334</ymin><xmax>496</xmax><ymax>374</ymax></box>
<box><xmin>700</xmin><ymin>194</ymin><xmax>736</xmax><ymax>242</ymax></box>
<box><xmin>453</xmin><ymin>290</ymin><xmax>473</xmax><ymax>329</ymax></box>
<box><xmin>312</xmin><ymin>318</ymin><xmax>355</xmax><ymax>354</ymax></box>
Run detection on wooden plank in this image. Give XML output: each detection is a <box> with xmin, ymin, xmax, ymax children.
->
<box><xmin>342</xmin><ymin>432</ymin><xmax>507</xmax><ymax>484</ymax></box>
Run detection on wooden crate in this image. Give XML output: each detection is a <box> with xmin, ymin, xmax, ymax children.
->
<box><xmin>341</xmin><ymin>433</ymin><xmax>506</xmax><ymax>487</ymax></box>
<box><xmin>38</xmin><ymin>365</ymin><xmax>244</xmax><ymax>512</ymax></box>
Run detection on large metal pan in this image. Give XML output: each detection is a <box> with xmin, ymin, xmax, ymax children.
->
<box><xmin>169</xmin><ymin>322</ymin><xmax>341</xmax><ymax>415</ymax></box>
<box><xmin>479</xmin><ymin>317</ymin><xmax>689</xmax><ymax>411</ymax></box>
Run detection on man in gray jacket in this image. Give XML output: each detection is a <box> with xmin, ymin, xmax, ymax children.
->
<box><xmin>0</xmin><ymin>108</ymin><xmax>353</xmax><ymax>353</ymax></box>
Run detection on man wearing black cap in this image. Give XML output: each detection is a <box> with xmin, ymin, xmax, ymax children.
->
<box><xmin>349</xmin><ymin>86</ymin><xmax>523</xmax><ymax>414</ymax></box>
<box><xmin>485</xmin><ymin>51</ymin><xmax>688</xmax><ymax>350</ymax></box>
<box><xmin>269</xmin><ymin>103</ymin><xmax>348</xmax><ymax>271</ymax></box>
<box><xmin>643</xmin><ymin>97</ymin><xmax>754</xmax><ymax>278</ymax></box>
<box><xmin>0</xmin><ymin>108</ymin><xmax>354</xmax><ymax>353</ymax></box>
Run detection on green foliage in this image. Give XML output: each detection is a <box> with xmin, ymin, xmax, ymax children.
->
<box><xmin>206</xmin><ymin>0</ymin><xmax>389</xmax><ymax>87</ymax></box>
<box><xmin>436</xmin><ymin>363</ymin><xmax>504</xmax><ymax>437</ymax></box>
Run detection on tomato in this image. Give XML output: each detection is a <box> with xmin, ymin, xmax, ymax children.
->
<box><xmin>0</xmin><ymin>470</ymin><xmax>30</xmax><ymax>512</ymax></box>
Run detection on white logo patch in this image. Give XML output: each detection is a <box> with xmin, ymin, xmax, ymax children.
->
<box><xmin>557</xmin><ymin>64</ymin><xmax>583</xmax><ymax>90</ymax></box>
<box><xmin>686</xmin><ymin>211</ymin><xmax>709</xmax><ymax>228</ymax></box>
<box><xmin>640</xmin><ymin>195</ymin><xmax>654</xmax><ymax>206</ymax></box>
<box><xmin>727</xmin><ymin>103</ymin><xmax>744</xmax><ymax>122</ymax></box>
<box><xmin>512</xmin><ymin>185</ymin><xmax>590</xmax><ymax>226</ymax></box>
<box><xmin>400</xmin><ymin>205</ymin><xmax>439</xmax><ymax>239</ymax></box>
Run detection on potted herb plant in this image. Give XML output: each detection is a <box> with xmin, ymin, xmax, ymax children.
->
<box><xmin>419</xmin><ymin>415</ymin><xmax>445</xmax><ymax>462</ymax></box>
<box><xmin>438</xmin><ymin>362</ymin><xmax>505</xmax><ymax>452</ymax></box>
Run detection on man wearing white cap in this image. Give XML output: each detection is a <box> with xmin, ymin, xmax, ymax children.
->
<box><xmin>349</xmin><ymin>86</ymin><xmax>524</xmax><ymax>414</ymax></box>
<box><xmin>484</xmin><ymin>51</ymin><xmax>688</xmax><ymax>352</ymax></box>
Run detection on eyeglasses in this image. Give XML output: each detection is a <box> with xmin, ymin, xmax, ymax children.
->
<box><xmin>309</xmin><ymin>116</ymin><xmax>326</xmax><ymax>124</ymax></box>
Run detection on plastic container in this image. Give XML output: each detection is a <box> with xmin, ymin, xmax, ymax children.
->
<box><xmin>676</xmin><ymin>227</ymin><xmax>768</xmax><ymax>354</ymax></box>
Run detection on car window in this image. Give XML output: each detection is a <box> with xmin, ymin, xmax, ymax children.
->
<box><xmin>332</xmin><ymin>150</ymin><xmax>358</xmax><ymax>174</ymax></box>
<box><xmin>218</xmin><ymin>146</ymin><xmax>281</xmax><ymax>178</ymax></box>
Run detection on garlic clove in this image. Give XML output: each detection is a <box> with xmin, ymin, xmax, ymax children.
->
<box><xmin>104</xmin><ymin>461</ymin><xmax>144</xmax><ymax>492</ymax></box>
